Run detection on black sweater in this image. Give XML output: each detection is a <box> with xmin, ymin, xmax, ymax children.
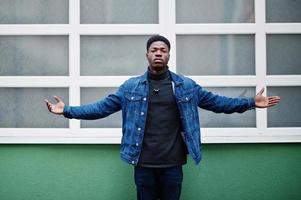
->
<box><xmin>137</xmin><ymin>68</ymin><xmax>187</xmax><ymax>167</ymax></box>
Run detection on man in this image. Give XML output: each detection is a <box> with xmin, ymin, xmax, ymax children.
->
<box><xmin>45</xmin><ymin>35</ymin><xmax>280</xmax><ymax>200</ymax></box>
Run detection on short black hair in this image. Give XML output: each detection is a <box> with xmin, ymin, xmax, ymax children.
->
<box><xmin>146</xmin><ymin>35</ymin><xmax>170</xmax><ymax>51</ymax></box>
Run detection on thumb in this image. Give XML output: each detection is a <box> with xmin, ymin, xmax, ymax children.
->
<box><xmin>257</xmin><ymin>87</ymin><xmax>264</xmax><ymax>96</ymax></box>
<box><xmin>53</xmin><ymin>96</ymin><xmax>62</xmax><ymax>103</ymax></box>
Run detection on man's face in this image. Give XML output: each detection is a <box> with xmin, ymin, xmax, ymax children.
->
<box><xmin>146</xmin><ymin>41</ymin><xmax>170</xmax><ymax>71</ymax></box>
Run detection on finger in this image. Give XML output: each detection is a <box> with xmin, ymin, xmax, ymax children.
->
<box><xmin>268</xmin><ymin>96</ymin><xmax>280</xmax><ymax>100</ymax></box>
<box><xmin>53</xmin><ymin>96</ymin><xmax>62</xmax><ymax>103</ymax></box>
<box><xmin>267</xmin><ymin>102</ymin><xmax>279</xmax><ymax>107</ymax></box>
<box><xmin>269</xmin><ymin>96</ymin><xmax>280</xmax><ymax>100</ymax></box>
<box><xmin>44</xmin><ymin>99</ymin><xmax>51</xmax><ymax>109</ymax></box>
<box><xmin>268</xmin><ymin>99</ymin><xmax>281</xmax><ymax>104</ymax></box>
<box><xmin>269</xmin><ymin>100</ymin><xmax>280</xmax><ymax>106</ymax></box>
<box><xmin>268</xmin><ymin>101</ymin><xmax>280</xmax><ymax>105</ymax></box>
<box><xmin>268</xmin><ymin>96</ymin><xmax>280</xmax><ymax>101</ymax></box>
<box><xmin>44</xmin><ymin>99</ymin><xmax>55</xmax><ymax>112</ymax></box>
<box><xmin>257</xmin><ymin>87</ymin><xmax>265</xmax><ymax>96</ymax></box>
<box><xmin>269</xmin><ymin>97</ymin><xmax>280</xmax><ymax>102</ymax></box>
<box><xmin>268</xmin><ymin>98</ymin><xmax>281</xmax><ymax>103</ymax></box>
<box><xmin>47</xmin><ymin>104</ymin><xmax>52</xmax><ymax>112</ymax></box>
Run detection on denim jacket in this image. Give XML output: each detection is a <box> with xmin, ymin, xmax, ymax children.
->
<box><xmin>63</xmin><ymin>70</ymin><xmax>255</xmax><ymax>165</ymax></box>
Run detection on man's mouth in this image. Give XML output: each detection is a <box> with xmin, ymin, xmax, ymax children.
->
<box><xmin>154</xmin><ymin>59</ymin><xmax>163</xmax><ymax>62</ymax></box>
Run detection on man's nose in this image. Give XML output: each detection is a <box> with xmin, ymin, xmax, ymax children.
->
<box><xmin>155</xmin><ymin>52</ymin><xmax>162</xmax><ymax>57</ymax></box>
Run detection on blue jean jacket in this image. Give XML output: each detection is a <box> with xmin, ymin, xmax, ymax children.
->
<box><xmin>63</xmin><ymin>70</ymin><xmax>255</xmax><ymax>165</ymax></box>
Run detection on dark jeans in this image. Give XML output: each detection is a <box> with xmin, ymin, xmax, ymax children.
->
<box><xmin>134</xmin><ymin>166</ymin><xmax>183</xmax><ymax>200</ymax></box>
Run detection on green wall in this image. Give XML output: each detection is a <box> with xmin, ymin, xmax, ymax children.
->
<box><xmin>0</xmin><ymin>144</ymin><xmax>300</xmax><ymax>200</ymax></box>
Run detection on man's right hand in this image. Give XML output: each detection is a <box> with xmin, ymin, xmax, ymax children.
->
<box><xmin>44</xmin><ymin>96</ymin><xmax>65</xmax><ymax>115</ymax></box>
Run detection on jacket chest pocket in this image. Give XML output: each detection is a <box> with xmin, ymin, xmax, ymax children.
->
<box><xmin>124</xmin><ymin>92</ymin><xmax>144</xmax><ymax>119</ymax></box>
<box><xmin>177</xmin><ymin>93</ymin><xmax>196</xmax><ymax>119</ymax></box>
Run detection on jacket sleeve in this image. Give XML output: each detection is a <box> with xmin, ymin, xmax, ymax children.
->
<box><xmin>63</xmin><ymin>85</ymin><xmax>124</xmax><ymax>120</ymax></box>
<box><xmin>196</xmin><ymin>85</ymin><xmax>255</xmax><ymax>114</ymax></box>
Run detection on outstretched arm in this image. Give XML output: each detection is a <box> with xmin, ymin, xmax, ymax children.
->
<box><xmin>197</xmin><ymin>85</ymin><xmax>280</xmax><ymax>113</ymax></box>
<box><xmin>45</xmin><ymin>86</ymin><xmax>123</xmax><ymax>120</ymax></box>
<box><xmin>254</xmin><ymin>88</ymin><xmax>280</xmax><ymax>108</ymax></box>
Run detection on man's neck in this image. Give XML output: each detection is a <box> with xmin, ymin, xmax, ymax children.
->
<box><xmin>148</xmin><ymin>66</ymin><xmax>168</xmax><ymax>75</ymax></box>
<box><xmin>148</xmin><ymin>67</ymin><xmax>169</xmax><ymax>81</ymax></box>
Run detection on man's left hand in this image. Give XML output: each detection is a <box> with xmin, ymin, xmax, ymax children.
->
<box><xmin>255</xmin><ymin>88</ymin><xmax>280</xmax><ymax>108</ymax></box>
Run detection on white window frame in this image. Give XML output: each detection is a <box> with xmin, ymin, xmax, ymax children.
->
<box><xmin>0</xmin><ymin>0</ymin><xmax>300</xmax><ymax>143</ymax></box>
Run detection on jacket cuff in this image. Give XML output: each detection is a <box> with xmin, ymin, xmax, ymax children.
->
<box><xmin>248</xmin><ymin>98</ymin><xmax>256</xmax><ymax>110</ymax></box>
<box><xmin>63</xmin><ymin>106</ymin><xmax>72</xmax><ymax>119</ymax></box>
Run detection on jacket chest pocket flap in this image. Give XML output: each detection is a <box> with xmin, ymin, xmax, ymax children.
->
<box><xmin>124</xmin><ymin>92</ymin><xmax>143</xmax><ymax>102</ymax></box>
<box><xmin>178</xmin><ymin>93</ymin><xmax>193</xmax><ymax>103</ymax></box>
<box><xmin>124</xmin><ymin>92</ymin><xmax>144</xmax><ymax>115</ymax></box>
<box><xmin>177</xmin><ymin>93</ymin><xmax>196</xmax><ymax>118</ymax></box>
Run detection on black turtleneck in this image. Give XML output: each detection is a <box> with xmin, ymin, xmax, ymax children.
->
<box><xmin>138</xmin><ymin>67</ymin><xmax>187</xmax><ymax>167</ymax></box>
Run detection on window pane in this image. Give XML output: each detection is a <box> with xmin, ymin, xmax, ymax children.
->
<box><xmin>0</xmin><ymin>0</ymin><xmax>68</xmax><ymax>24</ymax></box>
<box><xmin>176</xmin><ymin>0</ymin><xmax>254</xmax><ymax>23</ymax></box>
<box><xmin>266</xmin><ymin>0</ymin><xmax>301</xmax><ymax>23</ymax></box>
<box><xmin>267</xmin><ymin>34</ymin><xmax>301</xmax><ymax>75</ymax></box>
<box><xmin>177</xmin><ymin>35</ymin><xmax>255</xmax><ymax>75</ymax></box>
<box><xmin>81</xmin><ymin>88</ymin><xmax>122</xmax><ymax>128</ymax></box>
<box><xmin>0</xmin><ymin>88</ymin><xmax>69</xmax><ymax>128</ymax></box>
<box><xmin>81</xmin><ymin>0</ymin><xmax>158</xmax><ymax>24</ymax></box>
<box><xmin>81</xmin><ymin>36</ymin><xmax>149</xmax><ymax>76</ymax></box>
<box><xmin>199</xmin><ymin>87</ymin><xmax>256</xmax><ymax>127</ymax></box>
<box><xmin>268</xmin><ymin>87</ymin><xmax>301</xmax><ymax>127</ymax></box>
<box><xmin>0</xmin><ymin>36</ymin><xmax>69</xmax><ymax>76</ymax></box>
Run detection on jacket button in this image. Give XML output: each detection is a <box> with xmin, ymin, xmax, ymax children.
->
<box><xmin>131</xmin><ymin>97</ymin><xmax>134</xmax><ymax>100</ymax></box>
<box><xmin>137</xmin><ymin>128</ymin><xmax>141</xmax><ymax>131</ymax></box>
<box><xmin>136</xmin><ymin>143</ymin><xmax>139</xmax><ymax>146</ymax></box>
<box><xmin>141</xmin><ymin>112</ymin><xmax>144</xmax><ymax>116</ymax></box>
<box><xmin>131</xmin><ymin>161</ymin><xmax>135</xmax><ymax>164</ymax></box>
<box><xmin>143</xmin><ymin>97</ymin><xmax>146</xmax><ymax>101</ymax></box>
<box><xmin>185</xmin><ymin>97</ymin><xmax>189</xmax><ymax>101</ymax></box>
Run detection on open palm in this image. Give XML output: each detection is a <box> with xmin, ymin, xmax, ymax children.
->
<box><xmin>44</xmin><ymin>96</ymin><xmax>65</xmax><ymax>115</ymax></box>
<box><xmin>255</xmin><ymin>88</ymin><xmax>280</xmax><ymax>108</ymax></box>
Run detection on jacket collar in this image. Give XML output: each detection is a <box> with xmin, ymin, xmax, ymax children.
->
<box><xmin>170</xmin><ymin>70</ymin><xmax>184</xmax><ymax>87</ymax></box>
<box><xmin>139</xmin><ymin>71</ymin><xmax>148</xmax><ymax>83</ymax></box>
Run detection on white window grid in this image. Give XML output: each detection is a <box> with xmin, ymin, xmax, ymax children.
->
<box><xmin>0</xmin><ymin>0</ymin><xmax>300</xmax><ymax>143</ymax></box>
